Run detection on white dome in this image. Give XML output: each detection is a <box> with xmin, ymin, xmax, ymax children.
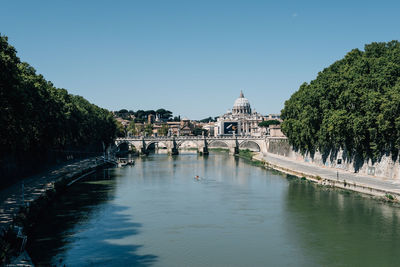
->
<box><xmin>233</xmin><ymin>97</ymin><xmax>250</xmax><ymax>108</ymax></box>
<box><xmin>233</xmin><ymin>91</ymin><xmax>250</xmax><ymax>108</ymax></box>
<box><xmin>232</xmin><ymin>91</ymin><xmax>252</xmax><ymax>114</ymax></box>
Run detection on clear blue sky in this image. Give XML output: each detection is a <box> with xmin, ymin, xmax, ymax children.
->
<box><xmin>2</xmin><ymin>0</ymin><xmax>400</xmax><ymax>119</ymax></box>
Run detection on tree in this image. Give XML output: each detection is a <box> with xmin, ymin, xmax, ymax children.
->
<box><xmin>199</xmin><ymin>116</ymin><xmax>216</xmax><ymax>123</ymax></box>
<box><xmin>158</xmin><ymin>124</ymin><xmax>169</xmax><ymax>136</ymax></box>
<box><xmin>144</xmin><ymin>123</ymin><xmax>153</xmax><ymax>136</ymax></box>
<box><xmin>281</xmin><ymin>40</ymin><xmax>400</xmax><ymax>162</ymax></box>
<box><xmin>192</xmin><ymin>127</ymin><xmax>208</xmax><ymax>136</ymax></box>
<box><xmin>135</xmin><ymin>124</ymin><xmax>144</xmax><ymax>135</ymax></box>
<box><xmin>0</xmin><ymin>34</ymin><xmax>118</xmax><ymax>187</ymax></box>
<box><xmin>115</xmin><ymin>121</ymin><xmax>126</xmax><ymax>137</ymax></box>
<box><xmin>127</xmin><ymin>121</ymin><xmax>137</xmax><ymax>136</ymax></box>
<box><xmin>156</xmin><ymin>108</ymin><xmax>173</xmax><ymax>120</ymax></box>
<box><xmin>258</xmin><ymin>120</ymin><xmax>280</xmax><ymax>128</ymax></box>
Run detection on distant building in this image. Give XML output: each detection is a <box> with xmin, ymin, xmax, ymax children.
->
<box><xmin>202</xmin><ymin>122</ymin><xmax>215</xmax><ymax>136</ymax></box>
<box><xmin>148</xmin><ymin>114</ymin><xmax>155</xmax><ymax>124</ymax></box>
<box><xmin>266</xmin><ymin>114</ymin><xmax>281</xmax><ymax>120</ymax></box>
<box><xmin>268</xmin><ymin>124</ymin><xmax>285</xmax><ymax>137</ymax></box>
<box><xmin>216</xmin><ymin>91</ymin><xmax>266</xmax><ymax>136</ymax></box>
<box><xmin>179</xmin><ymin>117</ymin><xmax>193</xmax><ymax>136</ymax></box>
<box><xmin>166</xmin><ymin>122</ymin><xmax>180</xmax><ymax>136</ymax></box>
<box><xmin>115</xmin><ymin>117</ymin><xmax>130</xmax><ymax>127</ymax></box>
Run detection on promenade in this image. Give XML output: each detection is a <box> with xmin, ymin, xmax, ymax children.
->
<box><xmin>255</xmin><ymin>152</ymin><xmax>400</xmax><ymax>197</ymax></box>
<box><xmin>0</xmin><ymin>157</ymin><xmax>104</xmax><ymax>231</ymax></box>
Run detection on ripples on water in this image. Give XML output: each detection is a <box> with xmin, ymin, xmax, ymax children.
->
<box><xmin>28</xmin><ymin>152</ymin><xmax>400</xmax><ymax>267</ymax></box>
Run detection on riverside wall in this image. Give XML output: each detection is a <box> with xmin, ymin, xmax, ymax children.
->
<box><xmin>264</xmin><ymin>137</ymin><xmax>400</xmax><ymax>181</ymax></box>
<box><xmin>0</xmin><ymin>158</ymin><xmax>113</xmax><ymax>266</ymax></box>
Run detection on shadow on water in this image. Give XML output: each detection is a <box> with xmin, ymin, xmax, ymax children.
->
<box><xmin>284</xmin><ymin>178</ymin><xmax>400</xmax><ymax>267</ymax></box>
<box><xmin>27</xmin><ymin>169</ymin><xmax>158</xmax><ymax>267</ymax></box>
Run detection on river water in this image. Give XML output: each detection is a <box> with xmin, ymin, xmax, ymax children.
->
<box><xmin>28</xmin><ymin>152</ymin><xmax>400</xmax><ymax>266</ymax></box>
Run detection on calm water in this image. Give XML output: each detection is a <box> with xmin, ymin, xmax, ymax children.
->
<box><xmin>28</xmin><ymin>152</ymin><xmax>400</xmax><ymax>267</ymax></box>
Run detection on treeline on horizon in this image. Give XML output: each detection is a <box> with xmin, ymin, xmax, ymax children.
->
<box><xmin>281</xmin><ymin>40</ymin><xmax>400</xmax><ymax>164</ymax></box>
<box><xmin>115</xmin><ymin>109</ymin><xmax>218</xmax><ymax>123</ymax></box>
<box><xmin>0</xmin><ymin>35</ymin><xmax>117</xmax><ymax>187</ymax></box>
<box><xmin>115</xmin><ymin>108</ymin><xmax>178</xmax><ymax>122</ymax></box>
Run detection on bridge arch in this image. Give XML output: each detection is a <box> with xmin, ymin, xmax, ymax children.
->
<box><xmin>116</xmin><ymin>140</ymin><xmax>130</xmax><ymax>150</ymax></box>
<box><xmin>239</xmin><ymin>140</ymin><xmax>261</xmax><ymax>152</ymax></box>
<box><xmin>208</xmin><ymin>140</ymin><xmax>230</xmax><ymax>148</ymax></box>
<box><xmin>177</xmin><ymin>140</ymin><xmax>199</xmax><ymax>149</ymax></box>
<box><xmin>115</xmin><ymin>141</ymin><xmax>141</xmax><ymax>153</ymax></box>
<box><xmin>146</xmin><ymin>141</ymin><xmax>168</xmax><ymax>150</ymax></box>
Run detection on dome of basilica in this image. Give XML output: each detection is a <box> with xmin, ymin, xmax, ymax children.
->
<box><xmin>232</xmin><ymin>91</ymin><xmax>251</xmax><ymax>114</ymax></box>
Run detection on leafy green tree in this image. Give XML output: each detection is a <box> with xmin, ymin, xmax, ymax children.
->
<box><xmin>199</xmin><ymin>116</ymin><xmax>216</xmax><ymax>123</ymax></box>
<box><xmin>127</xmin><ymin>121</ymin><xmax>137</xmax><ymax>136</ymax></box>
<box><xmin>192</xmin><ymin>127</ymin><xmax>208</xmax><ymax>136</ymax></box>
<box><xmin>258</xmin><ymin>120</ymin><xmax>280</xmax><ymax>127</ymax></box>
<box><xmin>115</xmin><ymin>121</ymin><xmax>126</xmax><ymax>137</ymax></box>
<box><xmin>158</xmin><ymin>124</ymin><xmax>169</xmax><ymax>136</ymax></box>
<box><xmin>0</xmin><ymin>35</ymin><xmax>117</xmax><ymax>187</ymax></box>
<box><xmin>156</xmin><ymin>108</ymin><xmax>173</xmax><ymax>120</ymax></box>
<box><xmin>144</xmin><ymin>123</ymin><xmax>153</xmax><ymax>136</ymax></box>
<box><xmin>281</xmin><ymin>40</ymin><xmax>400</xmax><ymax>163</ymax></box>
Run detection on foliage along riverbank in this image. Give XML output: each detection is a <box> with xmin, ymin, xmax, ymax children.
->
<box><xmin>0</xmin><ymin>35</ymin><xmax>117</xmax><ymax>188</ymax></box>
<box><xmin>281</xmin><ymin>41</ymin><xmax>400</xmax><ymax>165</ymax></box>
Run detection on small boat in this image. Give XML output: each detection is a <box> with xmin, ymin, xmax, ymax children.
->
<box><xmin>118</xmin><ymin>158</ymin><xmax>134</xmax><ymax>167</ymax></box>
<box><xmin>118</xmin><ymin>161</ymin><xmax>128</xmax><ymax>167</ymax></box>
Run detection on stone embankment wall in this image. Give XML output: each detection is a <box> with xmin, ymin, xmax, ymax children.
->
<box><xmin>264</xmin><ymin>137</ymin><xmax>400</xmax><ymax>181</ymax></box>
<box><xmin>0</xmin><ymin>158</ymin><xmax>113</xmax><ymax>266</ymax></box>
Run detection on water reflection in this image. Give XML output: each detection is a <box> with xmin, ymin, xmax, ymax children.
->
<box><xmin>284</xmin><ymin>178</ymin><xmax>400</xmax><ymax>267</ymax></box>
<box><xmin>28</xmin><ymin>170</ymin><xmax>157</xmax><ymax>266</ymax></box>
<box><xmin>28</xmin><ymin>153</ymin><xmax>400</xmax><ymax>266</ymax></box>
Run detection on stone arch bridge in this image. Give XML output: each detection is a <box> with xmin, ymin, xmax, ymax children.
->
<box><xmin>115</xmin><ymin>136</ymin><xmax>268</xmax><ymax>155</ymax></box>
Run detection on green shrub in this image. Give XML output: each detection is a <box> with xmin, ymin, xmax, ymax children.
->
<box><xmin>385</xmin><ymin>193</ymin><xmax>395</xmax><ymax>201</ymax></box>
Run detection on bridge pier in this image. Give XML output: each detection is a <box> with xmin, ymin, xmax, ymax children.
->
<box><xmin>141</xmin><ymin>138</ymin><xmax>149</xmax><ymax>155</ymax></box>
<box><xmin>229</xmin><ymin>147</ymin><xmax>239</xmax><ymax>155</ymax></box>
<box><xmin>169</xmin><ymin>137</ymin><xmax>179</xmax><ymax>155</ymax></box>
<box><xmin>230</xmin><ymin>136</ymin><xmax>240</xmax><ymax>155</ymax></box>
<box><xmin>198</xmin><ymin>138</ymin><xmax>209</xmax><ymax>156</ymax></box>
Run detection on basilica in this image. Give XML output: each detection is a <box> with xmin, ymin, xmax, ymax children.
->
<box><xmin>215</xmin><ymin>91</ymin><xmax>267</xmax><ymax>136</ymax></box>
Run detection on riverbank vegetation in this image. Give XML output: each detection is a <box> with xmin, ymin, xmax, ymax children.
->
<box><xmin>0</xmin><ymin>35</ymin><xmax>117</xmax><ymax>188</ymax></box>
<box><xmin>281</xmin><ymin>41</ymin><xmax>400</xmax><ymax>164</ymax></box>
<box><xmin>237</xmin><ymin>149</ymin><xmax>254</xmax><ymax>160</ymax></box>
<box><xmin>209</xmin><ymin>148</ymin><xmax>229</xmax><ymax>152</ymax></box>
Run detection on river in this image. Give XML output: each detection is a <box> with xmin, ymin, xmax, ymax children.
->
<box><xmin>28</xmin><ymin>151</ymin><xmax>400</xmax><ymax>266</ymax></box>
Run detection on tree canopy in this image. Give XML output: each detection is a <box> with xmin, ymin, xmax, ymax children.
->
<box><xmin>259</xmin><ymin>120</ymin><xmax>280</xmax><ymax>127</ymax></box>
<box><xmin>198</xmin><ymin>116</ymin><xmax>217</xmax><ymax>123</ymax></box>
<box><xmin>0</xmin><ymin>35</ymin><xmax>117</xmax><ymax>186</ymax></box>
<box><xmin>114</xmin><ymin>108</ymin><xmax>173</xmax><ymax>122</ymax></box>
<box><xmin>281</xmin><ymin>41</ymin><xmax>400</xmax><ymax>163</ymax></box>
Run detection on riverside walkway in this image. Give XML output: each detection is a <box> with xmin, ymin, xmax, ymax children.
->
<box><xmin>255</xmin><ymin>152</ymin><xmax>400</xmax><ymax>196</ymax></box>
<box><xmin>0</xmin><ymin>157</ymin><xmax>105</xmax><ymax>231</ymax></box>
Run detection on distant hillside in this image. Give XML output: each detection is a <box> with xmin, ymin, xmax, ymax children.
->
<box><xmin>281</xmin><ymin>41</ymin><xmax>400</xmax><ymax>163</ymax></box>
